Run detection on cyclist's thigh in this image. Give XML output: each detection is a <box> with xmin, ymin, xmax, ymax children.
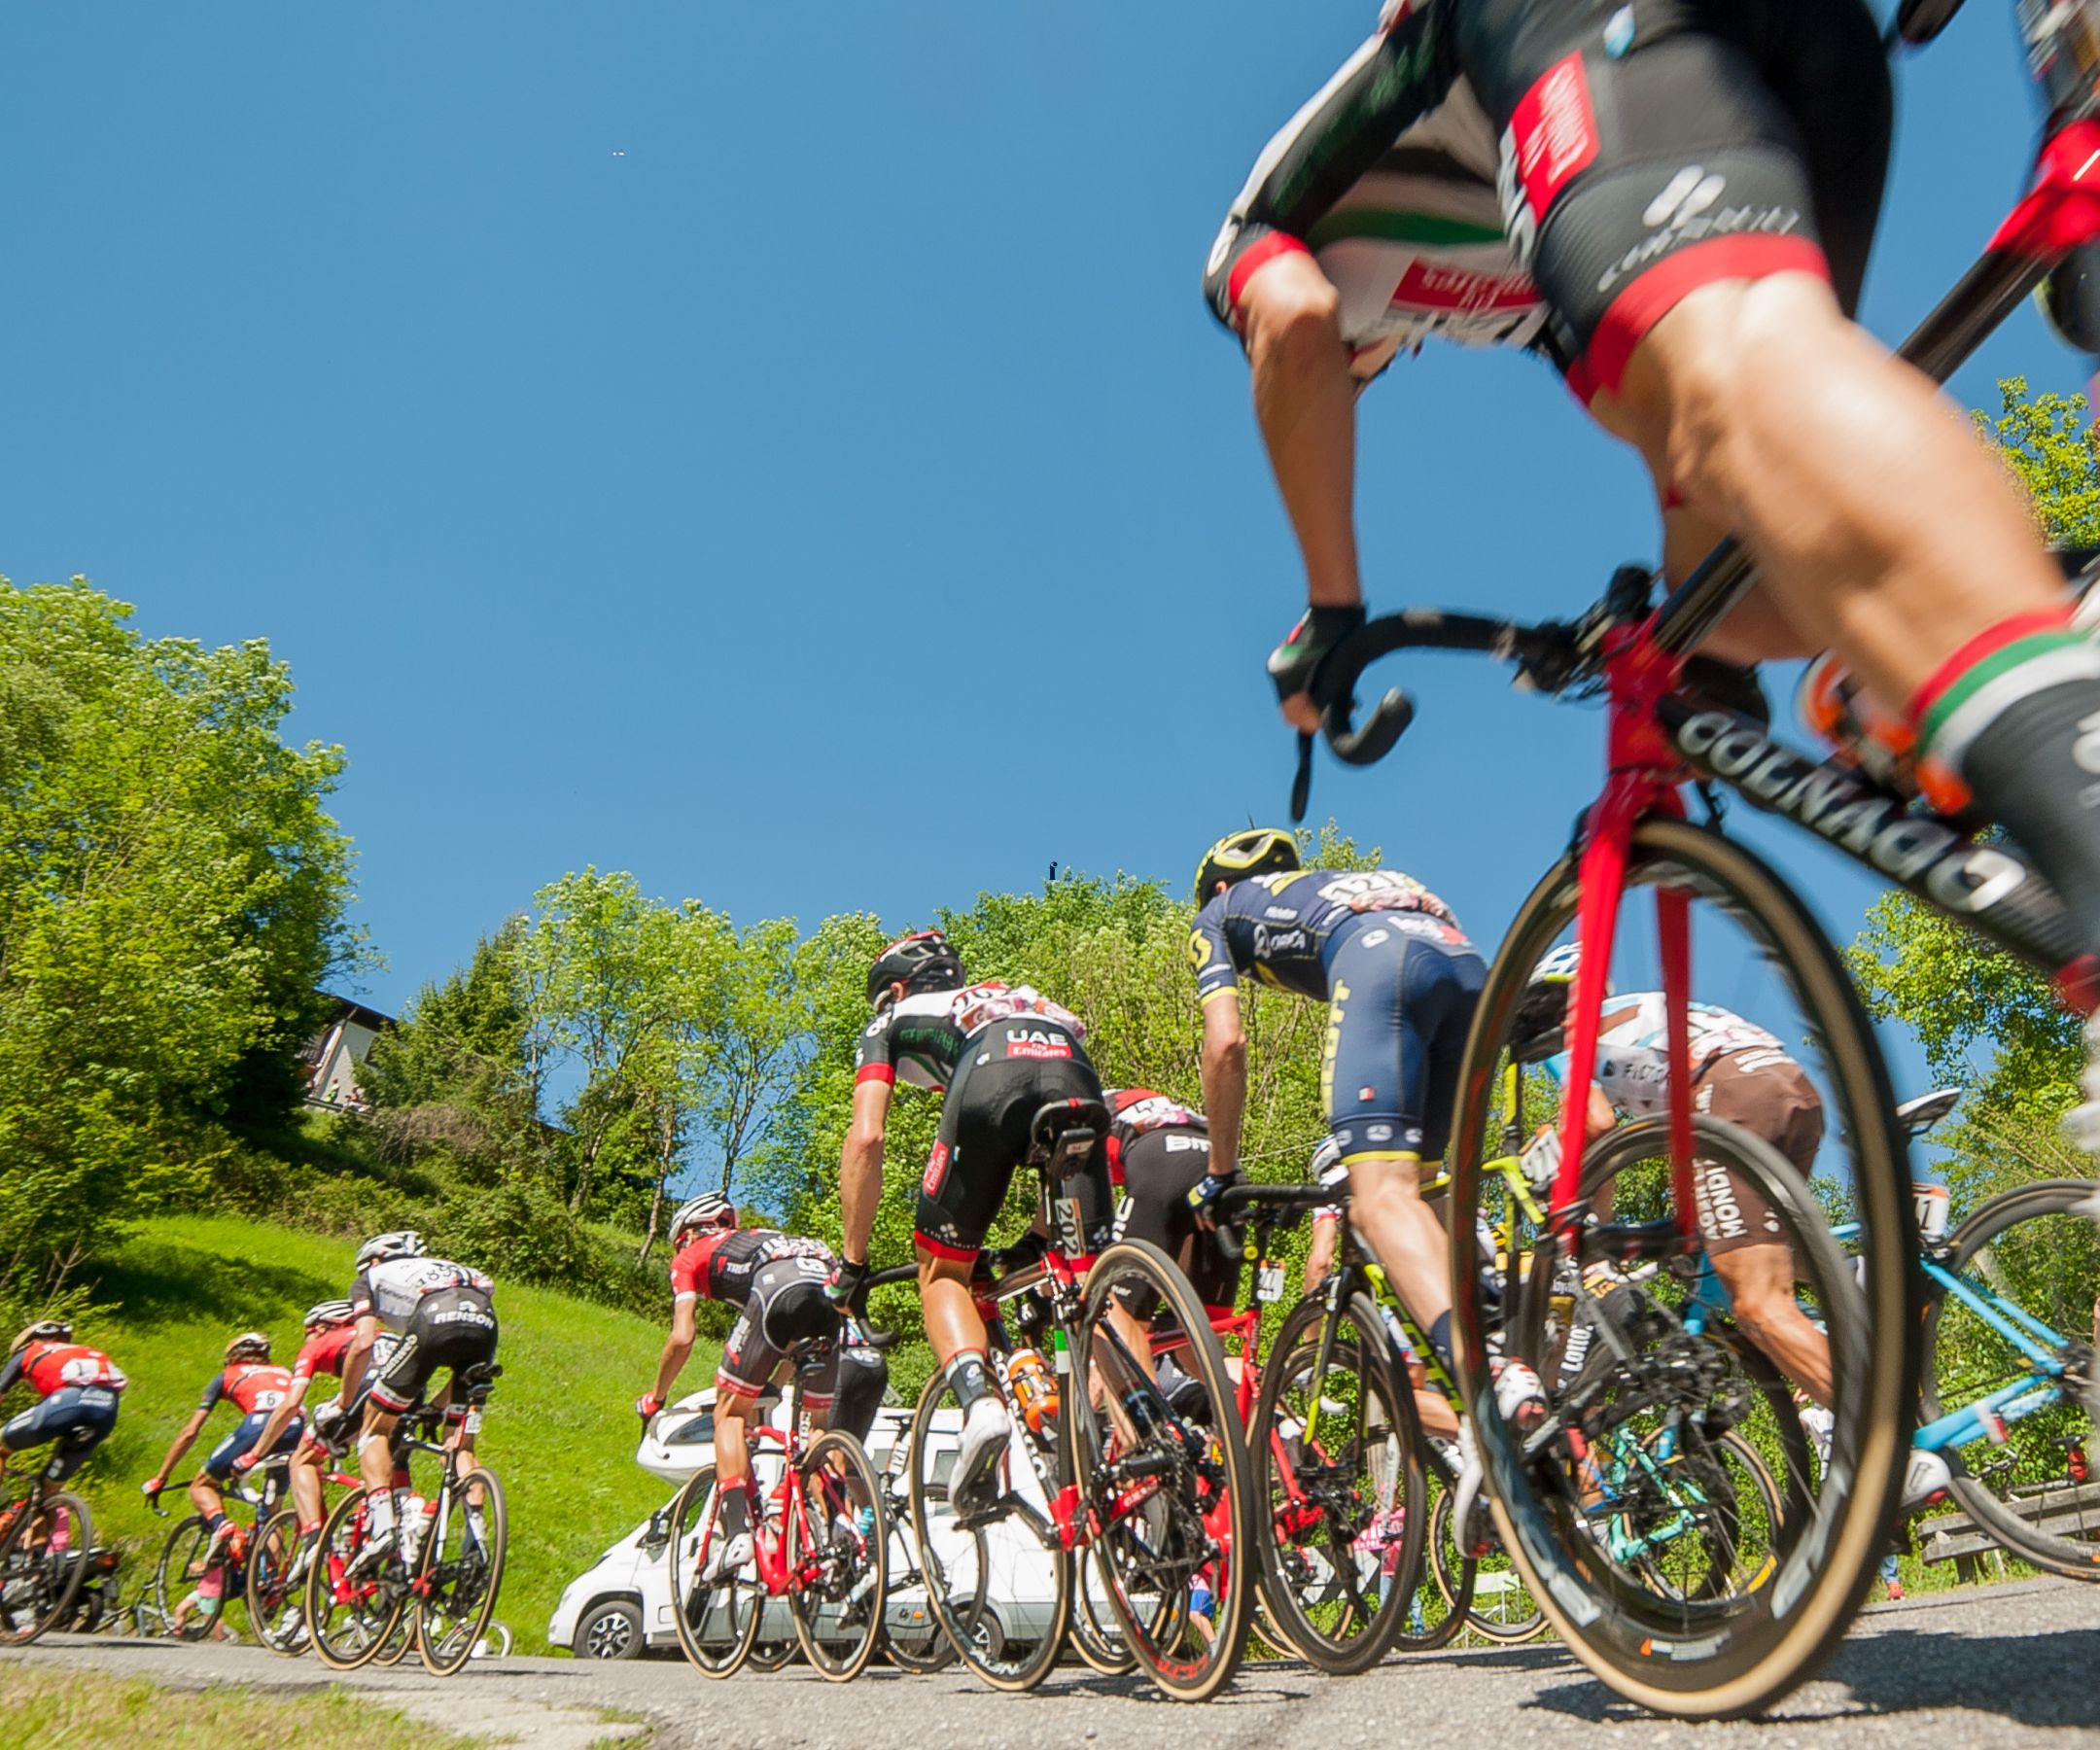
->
<box><xmin>1325</xmin><ymin>922</ymin><xmax>1476</xmax><ymax>1161</ymax></box>
<box><xmin>1112</xmin><ymin>1128</ymin><xmax>1235</xmax><ymax>1314</ymax></box>
<box><xmin>367</xmin><ymin>1323</ymin><xmax>432</xmax><ymax>1416</ymax></box>
<box><xmin>203</xmin><ymin>1417</ymin><xmax>263</xmax><ymax>1480</ymax></box>
<box><xmin>1693</xmin><ymin>1053</ymin><xmax>1824</xmax><ymax>1250</ymax></box>
<box><xmin>719</xmin><ymin>1295</ymin><xmax>790</xmax><ymax>1401</ymax></box>
<box><xmin>1417</xmin><ymin>946</ymin><xmax>1488</xmax><ymax>1163</ymax></box>
<box><xmin>1451</xmin><ymin>0</ymin><xmax>1886</xmax><ymax>400</ymax></box>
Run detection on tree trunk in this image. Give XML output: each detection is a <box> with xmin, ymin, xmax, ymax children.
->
<box><xmin>637</xmin><ymin>1101</ymin><xmax>675</xmax><ymax>1267</ymax></box>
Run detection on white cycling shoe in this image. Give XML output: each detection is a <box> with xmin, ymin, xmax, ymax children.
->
<box><xmin>951</xmin><ymin>1397</ymin><xmax>1012</xmax><ymax>1513</ymax></box>
<box><xmin>1449</xmin><ymin>1359</ymin><xmax>1549</xmax><ymax>1558</ymax></box>
<box><xmin>2065</xmin><ymin>1015</ymin><xmax>2100</xmax><ymax>1151</ymax></box>
<box><xmin>702</xmin><ymin>1529</ymin><xmax>752</xmax><ymax>1584</ymax></box>
<box><xmin>1900</xmin><ymin>1447</ymin><xmax>1953</xmax><ymax>1514</ymax></box>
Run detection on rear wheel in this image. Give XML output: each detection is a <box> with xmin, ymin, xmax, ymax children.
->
<box><xmin>414</xmin><ymin>1466</ymin><xmax>508</xmax><ymax>1675</ymax></box>
<box><xmin>786</xmin><ymin>1431</ymin><xmax>887</xmax><ymax>1681</ymax></box>
<box><xmin>1394</xmin><ymin>1451</ymin><xmax>1472</xmax><ymax>1653</ymax></box>
<box><xmin>245</xmin><ymin>1508</ymin><xmax>309</xmax><ymax>1656</ymax></box>
<box><xmin>155</xmin><ymin>1514</ymin><xmax>237</xmax><ymax>1645</ymax></box>
<box><xmin>1248</xmin><ymin>1292</ymin><xmax>1424</xmax><ymax>1674</ymax></box>
<box><xmin>0</xmin><ymin>1488</ymin><xmax>91</xmax><ymax>1647</ymax></box>
<box><xmin>1447</xmin><ymin>819</ymin><xmax>1916</xmax><ymax>1719</ymax></box>
<box><xmin>1068</xmin><ymin>1547</ymin><xmax>1137</xmax><ymax>1674</ymax></box>
<box><xmin>666</xmin><ymin>1466</ymin><xmax>761</xmax><ymax>1677</ymax></box>
<box><xmin>1923</xmin><ymin>1178</ymin><xmax>2100</xmax><ymax>1579</ymax></box>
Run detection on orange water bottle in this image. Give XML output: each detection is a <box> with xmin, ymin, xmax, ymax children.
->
<box><xmin>1005</xmin><ymin>1347</ymin><xmax>1059</xmax><ymax>1435</ymax></box>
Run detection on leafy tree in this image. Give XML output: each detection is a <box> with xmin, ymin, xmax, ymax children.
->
<box><xmin>0</xmin><ymin>580</ymin><xmax>356</xmax><ymax>1285</ymax></box>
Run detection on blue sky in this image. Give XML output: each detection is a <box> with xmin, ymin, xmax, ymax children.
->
<box><xmin>1</xmin><ymin>3</ymin><xmax>2080</xmax><ymax>1108</ymax></box>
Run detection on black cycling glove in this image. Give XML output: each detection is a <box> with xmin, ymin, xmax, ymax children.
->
<box><xmin>1267</xmin><ymin>604</ymin><xmax>1366</xmax><ymax>706</ymax></box>
<box><xmin>826</xmin><ymin>1257</ymin><xmax>871</xmax><ymax>1312</ymax></box>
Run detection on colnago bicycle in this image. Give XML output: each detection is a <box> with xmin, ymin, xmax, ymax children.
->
<box><xmin>901</xmin><ymin>1097</ymin><xmax>1258</xmax><ymax>1702</ymax></box>
<box><xmin>1285</xmin><ymin>14</ymin><xmax>2100</xmax><ymax>1713</ymax></box>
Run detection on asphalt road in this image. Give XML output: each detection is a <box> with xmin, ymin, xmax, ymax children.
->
<box><xmin>8</xmin><ymin>1577</ymin><xmax>2100</xmax><ymax>1749</ymax></box>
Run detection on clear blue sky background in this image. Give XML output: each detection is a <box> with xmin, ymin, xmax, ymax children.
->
<box><xmin>1</xmin><ymin>4</ymin><xmax>2082</xmax><ymax>1106</ymax></box>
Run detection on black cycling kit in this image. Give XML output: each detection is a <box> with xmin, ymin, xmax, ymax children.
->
<box><xmin>1192</xmin><ymin>868</ymin><xmax>1485</xmax><ymax>1164</ymax></box>
<box><xmin>856</xmin><ymin>982</ymin><xmax>1114</xmax><ymax>1263</ymax></box>
<box><xmin>1105</xmin><ymin>1092</ymin><xmax>1238</xmax><ymax>1316</ymax></box>
<box><xmin>351</xmin><ymin>1257</ymin><xmax>500</xmax><ymax>1417</ymax></box>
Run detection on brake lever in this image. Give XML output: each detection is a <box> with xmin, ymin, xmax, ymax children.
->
<box><xmin>1289</xmin><ymin>732</ymin><xmax>1314</xmax><ymax>823</ymax></box>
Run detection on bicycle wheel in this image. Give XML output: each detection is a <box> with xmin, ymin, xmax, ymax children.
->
<box><xmin>665</xmin><ymin>1466</ymin><xmax>762</xmax><ymax>1677</ymax></box>
<box><xmin>1069</xmin><ymin>1546</ymin><xmax>1137</xmax><ymax>1674</ymax></box>
<box><xmin>1248</xmin><ymin>1290</ymin><xmax>1424</xmax><ymax>1674</ymax></box>
<box><xmin>785</xmin><ymin>1430</ymin><xmax>887</xmax><ymax>1681</ymax></box>
<box><xmin>154</xmin><ymin>1514</ymin><xmax>234</xmax><ymax>1644</ymax></box>
<box><xmin>1448</xmin><ymin>818</ymin><xmax>1916</xmax><ymax>1718</ymax></box>
<box><xmin>415</xmin><ymin>1465</ymin><xmax>508</xmax><ymax>1675</ymax></box>
<box><xmin>304</xmin><ymin>1487</ymin><xmax>407</xmax><ymax>1670</ymax></box>
<box><xmin>1923</xmin><ymin>1177</ymin><xmax>2100</xmax><ymax>1579</ymax></box>
<box><xmin>879</xmin><ymin>1471</ymin><xmax>957</xmax><ymax>1673</ymax></box>
<box><xmin>907</xmin><ymin>1362</ymin><xmax>1068</xmax><ymax>1692</ymax></box>
<box><xmin>1395</xmin><ymin>1452</ymin><xmax>1472</xmax><ymax>1653</ymax></box>
<box><xmin>0</xmin><ymin>1489</ymin><xmax>91</xmax><ymax>1647</ymax></box>
<box><xmin>1068</xmin><ymin>1238</ymin><xmax>1257</xmax><ymax>1702</ymax></box>
<box><xmin>246</xmin><ymin>1508</ymin><xmax>309</xmax><ymax>1656</ymax></box>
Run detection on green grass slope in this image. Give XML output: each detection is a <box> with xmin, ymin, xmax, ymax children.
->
<box><xmin>53</xmin><ymin>1212</ymin><xmax>705</xmax><ymax>1651</ymax></box>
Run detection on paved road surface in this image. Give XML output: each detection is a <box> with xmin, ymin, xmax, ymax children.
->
<box><xmin>8</xmin><ymin>1577</ymin><xmax>2099</xmax><ymax>1748</ymax></box>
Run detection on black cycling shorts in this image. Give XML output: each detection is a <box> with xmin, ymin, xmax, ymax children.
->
<box><xmin>1323</xmin><ymin>917</ymin><xmax>1486</xmax><ymax>1166</ymax></box>
<box><xmin>1112</xmin><ymin>1127</ymin><xmax>1238</xmax><ymax>1317</ymax></box>
<box><xmin>1451</xmin><ymin>0</ymin><xmax>1889</xmax><ymax>399</ymax></box>
<box><xmin>915</xmin><ymin>1019</ymin><xmax>1114</xmax><ymax>1264</ymax></box>
<box><xmin>718</xmin><ymin>1255</ymin><xmax>841</xmax><ymax>1410</ymax></box>
<box><xmin>368</xmin><ymin>1287</ymin><xmax>499</xmax><ymax>1416</ymax></box>
<box><xmin>1</xmin><ymin>1385</ymin><xmax>120</xmax><ymax>1483</ymax></box>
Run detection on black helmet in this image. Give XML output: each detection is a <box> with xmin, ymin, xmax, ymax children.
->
<box><xmin>1193</xmin><ymin>828</ymin><xmax>1300</xmax><ymax>907</ymax></box>
<box><xmin>866</xmin><ymin>929</ymin><xmax>965</xmax><ymax>1004</ymax></box>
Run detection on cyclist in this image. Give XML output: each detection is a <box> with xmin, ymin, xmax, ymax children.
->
<box><xmin>1104</xmin><ymin>1087</ymin><xmax>1238</xmax><ymax>1324</ymax></box>
<box><xmin>638</xmin><ymin>1193</ymin><xmax>886</xmax><ymax>1580</ymax></box>
<box><xmin>230</xmin><ymin>1300</ymin><xmax>363</xmax><ymax>1550</ymax></box>
<box><xmin>827</xmin><ymin>928</ymin><xmax>1117</xmax><ymax>1509</ymax></box>
<box><xmin>0</xmin><ymin>1320</ymin><xmax>126</xmax><ymax>1484</ymax></box>
<box><xmin>1513</xmin><ymin>943</ymin><xmax>1950</xmax><ymax>1508</ymax></box>
<box><xmin>143</xmin><ymin>1332</ymin><xmax>300</xmax><ymax>1561</ymax></box>
<box><xmin>337</xmin><ymin>1231</ymin><xmax>499</xmax><ymax>1570</ymax></box>
<box><xmin>1209</xmin><ymin>2</ymin><xmax>2100</xmax><ymax>1136</ymax></box>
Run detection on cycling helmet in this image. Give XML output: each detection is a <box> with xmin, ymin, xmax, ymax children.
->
<box><xmin>303</xmin><ymin>1299</ymin><xmax>355</xmax><ymax>1329</ymax></box>
<box><xmin>670</xmin><ymin>1192</ymin><xmax>737</xmax><ymax>1242</ymax></box>
<box><xmin>1510</xmin><ymin>944</ymin><xmax>1599</xmax><ymax>1062</ymax></box>
<box><xmin>355</xmin><ymin>1230</ymin><xmax>427</xmax><ymax>1270</ymax></box>
<box><xmin>1108</xmin><ymin>1087</ymin><xmax>1163</xmax><ymax>1115</ymax></box>
<box><xmin>12</xmin><ymin>1319</ymin><xmax>72</xmax><ymax>1350</ymax></box>
<box><xmin>226</xmin><ymin>1331</ymin><xmax>272</xmax><ymax>1362</ymax></box>
<box><xmin>1311</xmin><ymin>1136</ymin><xmax>1345</xmax><ymax>1178</ymax></box>
<box><xmin>866</xmin><ymin>928</ymin><xmax>966</xmax><ymax>1004</ymax></box>
<box><xmin>1193</xmin><ymin>828</ymin><xmax>1300</xmax><ymax>907</ymax></box>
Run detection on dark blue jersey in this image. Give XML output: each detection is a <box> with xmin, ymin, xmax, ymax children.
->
<box><xmin>1189</xmin><ymin>868</ymin><xmax>1470</xmax><ymax>1004</ymax></box>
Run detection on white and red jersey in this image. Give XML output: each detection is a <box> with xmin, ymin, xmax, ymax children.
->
<box><xmin>199</xmin><ymin>1361</ymin><xmax>294</xmax><ymax>1416</ymax></box>
<box><xmin>291</xmin><ymin>1324</ymin><xmax>360</xmax><ymax>1384</ymax></box>
<box><xmin>855</xmin><ymin>981</ymin><xmax>1088</xmax><ymax>1093</ymax></box>
<box><xmin>669</xmin><ymin>1227</ymin><xmax>833</xmax><ymax>1305</ymax></box>
<box><xmin>1547</xmin><ymin>995</ymin><xmax>1790</xmax><ymax>1118</ymax></box>
<box><xmin>15</xmin><ymin>1340</ymin><xmax>126</xmax><ymax>1397</ymax></box>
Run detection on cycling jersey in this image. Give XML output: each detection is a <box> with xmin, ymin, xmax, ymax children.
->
<box><xmin>350</xmin><ymin>1257</ymin><xmax>496</xmax><ymax>1331</ymax></box>
<box><xmin>0</xmin><ymin>1341</ymin><xmax>126</xmax><ymax>1400</ymax></box>
<box><xmin>1103</xmin><ymin>1089</ymin><xmax>1205</xmax><ymax>1187</ymax></box>
<box><xmin>1190</xmin><ymin>868</ymin><xmax>1468</xmax><ymax>1004</ymax></box>
<box><xmin>855</xmin><ymin>982</ymin><xmax>1087</xmax><ymax>1093</ymax></box>
<box><xmin>1545</xmin><ymin>995</ymin><xmax>1787</xmax><ymax>1118</ymax></box>
<box><xmin>1104</xmin><ymin>1094</ymin><xmax>1233</xmax><ymax>1316</ymax></box>
<box><xmin>198</xmin><ymin>1362</ymin><xmax>295</xmax><ymax>1417</ymax></box>
<box><xmin>290</xmin><ymin>1325</ymin><xmax>359</xmax><ymax>1384</ymax></box>
<box><xmin>669</xmin><ymin>1228</ymin><xmax>834</xmax><ymax>1305</ymax></box>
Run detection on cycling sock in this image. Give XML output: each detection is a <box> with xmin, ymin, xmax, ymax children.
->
<box><xmin>366</xmin><ymin>1488</ymin><xmax>396</xmax><ymax>1534</ymax></box>
<box><xmin>718</xmin><ymin>1483</ymin><xmax>752</xmax><ymax>1539</ymax></box>
<box><xmin>1427</xmin><ymin>1311</ymin><xmax>1455</xmax><ymax>1374</ymax></box>
<box><xmin>945</xmin><ymin>1348</ymin><xmax>994</xmax><ymax>1412</ymax></box>
<box><xmin>1910</xmin><ymin>612</ymin><xmax>2100</xmax><ymax>968</ymax></box>
<box><xmin>204</xmin><ymin>1511</ymin><xmax>228</xmax><ymax>1536</ymax></box>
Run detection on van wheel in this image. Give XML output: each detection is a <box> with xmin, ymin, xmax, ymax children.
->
<box><xmin>576</xmin><ymin>1598</ymin><xmax>644</xmax><ymax>1660</ymax></box>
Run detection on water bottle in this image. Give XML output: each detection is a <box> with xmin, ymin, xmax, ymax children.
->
<box><xmin>1005</xmin><ymin>1347</ymin><xmax>1060</xmax><ymax>1436</ymax></box>
<box><xmin>399</xmin><ymin>1494</ymin><xmax>431</xmax><ymax>1567</ymax></box>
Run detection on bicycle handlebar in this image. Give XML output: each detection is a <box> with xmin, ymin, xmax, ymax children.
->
<box><xmin>1211</xmin><ymin>1181</ymin><xmax>1330</xmax><ymax>1263</ymax></box>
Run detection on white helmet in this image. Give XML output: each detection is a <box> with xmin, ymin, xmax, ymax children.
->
<box><xmin>1530</xmin><ymin>943</ymin><xmax>1584</xmax><ymax>987</ymax></box>
<box><xmin>670</xmin><ymin>1193</ymin><xmax>735</xmax><ymax>1243</ymax></box>
<box><xmin>1311</xmin><ymin>1136</ymin><xmax>1345</xmax><ymax>1178</ymax></box>
<box><xmin>356</xmin><ymin>1231</ymin><xmax>426</xmax><ymax>1270</ymax></box>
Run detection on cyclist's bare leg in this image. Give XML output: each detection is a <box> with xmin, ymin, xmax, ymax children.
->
<box><xmin>1347</xmin><ymin>1154</ymin><xmax>1452</xmax><ymax>1333</ymax></box>
<box><xmin>918</xmin><ymin>1249</ymin><xmax>990</xmax><ymax>1368</ymax></box>
<box><xmin>713</xmin><ymin>1387</ymin><xmax>761</xmax><ymax>1496</ymax></box>
<box><xmin>1595</xmin><ymin>272</ymin><xmax>2064</xmax><ymax>710</ymax></box>
<box><xmin>356</xmin><ymin>1406</ymin><xmax>401</xmax><ymax>1502</ymax></box>
<box><xmin>1408</xmin><ymin>1359</ymin><xmax>1460</xmax><ymax>1440</ymax></box>
<box><xmin>188</xmin><ymin>1476</ymin><xmax>226</xmax><ymax>1521</ymax></box>
<box><xmin>289</xmin><ymin>1445</ymin><xmax>325</xmax><ymax>1528</ymax></box>
<box><xmin>1707</xmin><ymin>1242</ymin><xmax>1833</xmax><ymax>1405</ymax></box>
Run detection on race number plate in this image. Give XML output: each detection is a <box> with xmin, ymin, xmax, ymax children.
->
<box><xmin>463</xmin><ymin>1408</ymin><xmax>483</xmax><ymax>1435</ymax></box>
<box><xmin>1256</xmin><ymin>1263</ymin><xmax>1286</xmax><ymax>1305</ymax></box>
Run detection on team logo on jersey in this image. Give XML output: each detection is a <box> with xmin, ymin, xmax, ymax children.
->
<box><xmin>923</xmin><ymin>1143</ymin><xmax>950</xmax><ymax>1197</ymax></box>
<box><xmin>1004</xmin><ymin>1030</ymin><xmax>1072</xmax><ymax>1060</ymax></box>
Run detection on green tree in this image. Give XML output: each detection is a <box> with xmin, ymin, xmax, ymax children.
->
<box><xmin>0</xmin><ymin>580</ymin><xmax>357</xmax><ymax>1285</ymax></box>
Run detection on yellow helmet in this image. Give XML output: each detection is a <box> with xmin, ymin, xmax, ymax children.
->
<box><xmin>1193</xmin><ymin>829</ymin><xmax>1300</xmax><ymax>907</ymax></box>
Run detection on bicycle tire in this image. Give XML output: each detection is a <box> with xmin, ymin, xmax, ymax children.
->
<box><xmin>878</xmin><ymin>1479</ymin><xmax>958</xmax><ymax>1673</ymax></box>
<box><xmin>907</xmin><ymin>1363</ymin><xmax>1068</xmax><ymax>1692</ymax></box>
<box><xmin>1249</xmin><ymin>1291</ymin><xmax>1424</xmax><ymax>1674</ymax></box>
<box><xmin>415</xmin><ymin>1464</ymin><xmax>508</xmax><ymax>1676</ymax></box>
<box><xmin>1396</xmin><ymin>1458</ymin><xmax>1474</xmax><ymax>1653</ymax></box>
<box><xmin>0</xmin><ymin>1488</ymin><xmax>91</xmax><ymax>1647</ymax></box>
<box><xmin>1922</xmin><ymin>1176</ymin><xmax>2100</xmax><ymax>1579</ymax></box>
<box><xmin>1069</xmin><ymin>1546</ymin><xmax>1138</xmax><ymax>1675</ymax></box>
<box><xmin>1427</xmin><ymin>1488</ymin><xmax>1553</xmax><ymax>1645</ymax></box>
<box><xmin>747</xmin><ymin>1634</ymin><xmax>795</xmax><ymax>1670</ymax></box>
<box><xmin>787</xmin><ymin>1430</ymin><xmax>887</xmax><ymax>1681</ymax></box>
<box><xmin>1445</xmin><ymin>817</ymin><xmax>1917</xmax><ymax>1719</ymax></box>
<box><xmin>1069</xmin><ymin>1238</ymin><xmax>1257</xmax><ymax>1701</ymax></box>
<box><xmin>665</xmin><ymin>1466</ymin><xmax>762</xmax><ymax>1677</ymax></box>
<box><xmin>154</xmin><ymin>1514</ymin><xmax>229</xmax><ymax>1644</ymax></box>
<box><xmin>304</xmin><ymin>1486</ymin><xmax>407</xmax><ymax>1670</ymax></box>
<box><xmin>245</xmin><ymin>1508</ymin><xmax>308</xmax><ymax>1657</ymax></box>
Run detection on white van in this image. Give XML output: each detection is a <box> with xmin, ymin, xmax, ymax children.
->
<box><xmin>546</xmin><ymin>1389</ymin><xmax>1065</xmax><ymax>1662</ymax></box>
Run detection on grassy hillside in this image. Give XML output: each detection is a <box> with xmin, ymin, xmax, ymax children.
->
<box><xmin>55</xmin><ymin>1212</ymin><xmax>705</xmax><ymax>1650</ymax></box>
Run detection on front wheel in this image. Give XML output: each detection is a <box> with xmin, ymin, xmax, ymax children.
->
<box><xmin>155</xmin><ymin>1514</ymin><xmax>234</xmax><ymax>1645</ymax></box>
<box><xmin>1447</xmin><ymin>817</ymin><xmax>1917</xmax><ymax>1719</ymax></box>
<box><xmin>787</xmin><ymin>1431</ymin><xmax>887</xmax><ymax>1681</ymax></box>
<box><xmin>245</xmin><ymin>1508</ymin><xmax>310</xmax><ymax>1656</ymax></box>
<box><xmin>1923</xmin><ymin>1177</ymin><xmax>2100</xmax><ymax>1579</ymax></box>
<box><xmin>305</xmin><ymin>1488</ymin><xmax>407</xmax><ymax>1670</ymax></box>
<box><xmin>665</xmin><ymin>1466</ymin><xmax>761</xmax><ymax>1677</ymax></box>
<box><xmin>414</xmin><ymin>1465</ymin><xmax>508</xmax><ymax>1676</ymax></box>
